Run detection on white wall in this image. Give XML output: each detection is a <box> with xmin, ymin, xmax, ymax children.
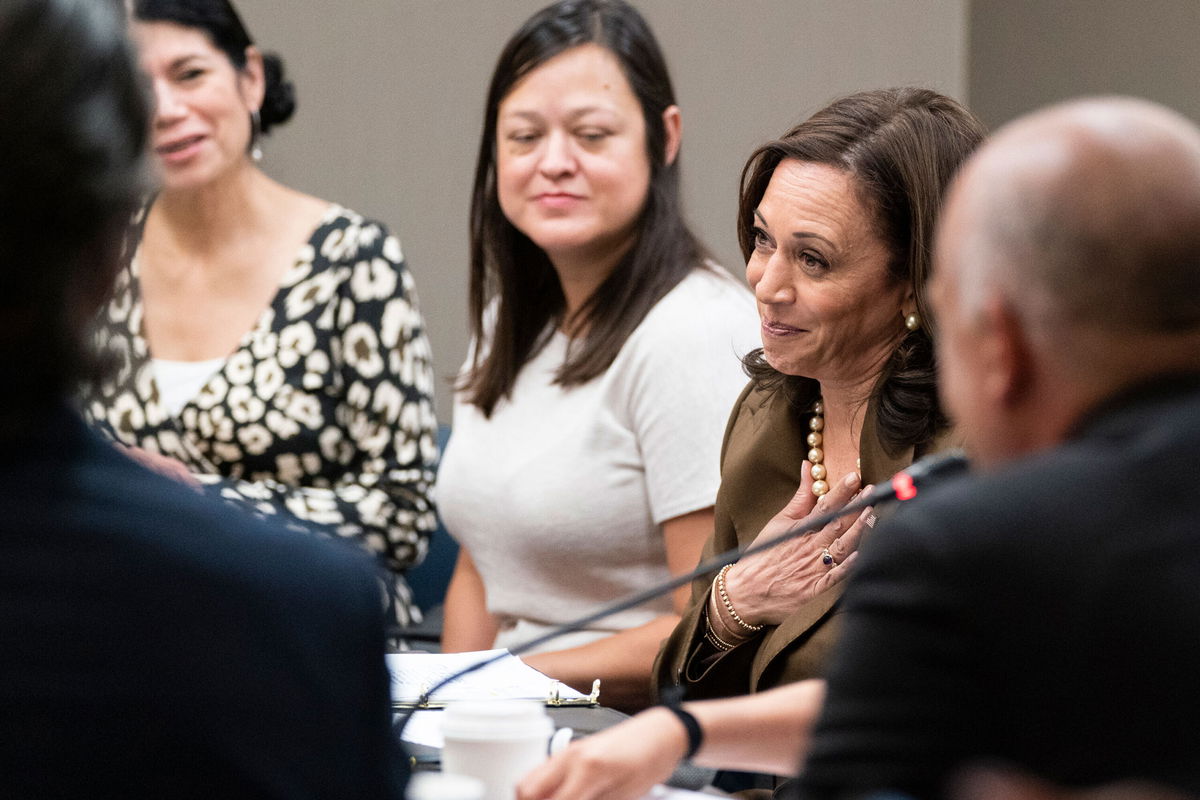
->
<box><xmin>235</xmin><ymin>0</ymin><xmax>968</xmax><ymax>420</ymax></box>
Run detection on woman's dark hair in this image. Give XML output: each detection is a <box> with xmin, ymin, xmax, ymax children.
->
<box><xmin>461</xmin><ymin>0</ymin><xmax>708</xmax><ymax>416</ymax></box>
<box><xmin>737</xmin><ymin>88</ymin><xmax>985</xmax><ymax>455</ymax></box>
<box><xmin>0</xmin><ymin>0</ymin><xmax>149</xmax><ymax>423</ymax></box>
<box><xmin>132</xmin><ymin>0</ymin><xmax>295</xmax><ymax>133</ymax></box>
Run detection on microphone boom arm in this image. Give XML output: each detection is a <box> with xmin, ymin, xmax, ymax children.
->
<box><xmin>395</xmin><ymin>450</ymin><xmax>966</xmax><ymax>725</ymax></box>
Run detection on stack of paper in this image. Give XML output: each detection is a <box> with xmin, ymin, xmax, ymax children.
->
<box><xmin>386</xmin><ymin>648</ymin><xmax>590</xmax><ymax>706</ymax></box>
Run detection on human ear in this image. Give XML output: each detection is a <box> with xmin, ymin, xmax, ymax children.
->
<box><xmin>980</xmin><ymin>297</ymin><xmax>1035</xmax><ymax>409</ymax></box>
<box><xmin>661</xmin><ymin>105</ymin><xmax>682</xmax><ymax>166</ymax></box>
<box><xmin>239</xmin><ymin>45</ymin><xmax>266</xmax><ymax>112</ymax></box>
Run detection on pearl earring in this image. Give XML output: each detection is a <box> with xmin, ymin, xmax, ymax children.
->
<box><xmin>249</xmin><ymin>109</ymin><xmax>263</xmax><ymax>162</ymax></box>
<box><xmin>904</xmin><ymin>312</ymin><xmax>921</xmax><ymax>331</ymax></box>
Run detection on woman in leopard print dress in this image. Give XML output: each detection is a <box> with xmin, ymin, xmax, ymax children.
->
<box><xmin>85</xmin><ymin>0</ymin><xmax>437</xmax><ymax>627</ymax></box>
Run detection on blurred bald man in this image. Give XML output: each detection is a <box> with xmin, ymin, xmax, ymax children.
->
<box><xmin>796</xmin><ymin>98</ymin><xmax>1200</xmax><ymax>798</ymax></box>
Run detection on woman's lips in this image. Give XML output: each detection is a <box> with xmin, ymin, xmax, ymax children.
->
<box><xmin>761</xmin><ymin>319</ymin><xmax>807</xmax><ymax>336</ymax></box>
<box><xmin>535</xmin><ymin>192</ymin><xmax>584</xmax><ymax>209</ymax></box>
<box><xmin>156</xmin><ymin>134</ymin><xmax>205</xmax><ymax>164</ymax></box>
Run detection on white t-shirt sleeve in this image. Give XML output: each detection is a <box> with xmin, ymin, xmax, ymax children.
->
<box><xmin>613</xmin><ymin>269</ymin><xmax>758</xmax><ymax>524</ymax></box>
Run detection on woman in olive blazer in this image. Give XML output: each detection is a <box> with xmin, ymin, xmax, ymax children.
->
<box><xmin>654</xmin><ymin>88</ymin><xmax>984</xmax><ymax>704</ymax></box>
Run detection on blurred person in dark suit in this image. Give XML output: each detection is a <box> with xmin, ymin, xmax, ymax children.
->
<box><xmin>0</xmin><ymin>0</ymin><xmax>406</xmax><ymax>795</ymax></box>
<box><xmin>799</xmin><ymin>95</ymin><xmax>1200</xmax><ymax>798</ymax></box>
<box><xmin>952</xmin><ymin>767</ymin><xmax>1194</xmax><ymax>800</ymax></box>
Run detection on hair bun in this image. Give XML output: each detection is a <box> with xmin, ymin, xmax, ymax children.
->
<box><xmin>258</xmin><ymin>51</ymin><xmax>295</xmax><ymax>133</ymax></box>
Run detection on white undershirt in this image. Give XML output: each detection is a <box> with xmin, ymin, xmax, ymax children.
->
<box><xmin>152</xmin><ymin>357</ymin><xmax>226</xmax><ymax>417</ymax></box>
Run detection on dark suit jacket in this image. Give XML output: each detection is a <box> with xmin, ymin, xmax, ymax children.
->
<box><xmin>655</xmin><ymin>381</ymin><xmax>955</xmax><ymax>699</ymax></box>
<box><xmin>0</xmin><ymin>405</ymin><xmax>407</xmax><ymax>798</ymax></box>
<box><xmin>799</xmin><ymin>375</ymin><xmax>1200</xmax><ymax>799</ymax></box>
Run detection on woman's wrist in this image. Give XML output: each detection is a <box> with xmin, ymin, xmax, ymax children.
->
<box><xmin>705</xmin><ymin>579</ymin><xmax>756</xmax><ymax>648</ymax></box>
<box><xmin>704</xmin><ymin>609</ymin><xmax>742</xmax><ymax>651</ymax></box>
<box><xmin>660</xmin><ymin>704</ymin><xmax>703</xmax><ymax>761</ymax></box>
<box><xmin>720</xmin><ymin>561</ymin><xmax>779</xmax><ymax>627</ymax></box>
<box><xmin>714</xmin><ymin>564</ymin><xmax>767</xmax><ymax>631</ymax></box>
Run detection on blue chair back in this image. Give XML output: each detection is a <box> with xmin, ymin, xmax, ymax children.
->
<box><xmin>406</xmin><ymin>424</ymin><xmax>459</xmax><ymax>614</ymax></box>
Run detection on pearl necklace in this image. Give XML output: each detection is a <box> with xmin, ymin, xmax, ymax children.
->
<box><xmin>807</xmin><ymin>397</ymin><xmax>860</xmax><ymax>497</ymax></box>
<box><xmin>807</xmin><ymin>399</ymin><xmax>830</xmax><ymax>496</ymax></box>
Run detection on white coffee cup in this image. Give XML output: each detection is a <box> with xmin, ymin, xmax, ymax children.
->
<box><xmin>440</xmin><ymin>700</ymin><xmax>554</xmax><ymax>800</ymax></box>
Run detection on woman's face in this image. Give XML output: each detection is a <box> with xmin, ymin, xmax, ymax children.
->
<box><xmin>746</xmin><ymin>159</ymin><xmax>911</xmax><ymax>384</ymax></box>
<box><xmin>495</xmin><ymin>44</ymin><xmax>659</xmax><ymax>269</ymax></box>
<box><xmin>133</xmin><ymin>21</ymin><xmax>263</xmax><ymax>192</ymax></box>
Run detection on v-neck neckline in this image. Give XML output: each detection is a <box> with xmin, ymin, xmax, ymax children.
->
<box><xmin>128</xmin><ymin>203</ymin><xmax>343</xmax><ymax>419</ymax></box>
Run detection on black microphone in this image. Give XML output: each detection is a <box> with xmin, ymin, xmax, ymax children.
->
<box><xmin>393</xmin><ymin>450</ymin><xmax>968</xmax><ymax>737</ymax></box>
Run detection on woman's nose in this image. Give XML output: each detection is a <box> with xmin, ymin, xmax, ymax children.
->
<box><xmin>537</xmin><ymin>130</ymin><xmax>576</xmax><ymax>178</ymax></box>
<box><xmin>152</xmin><ymin>80</ymin><xmax>186</xmax><ymax>126</ymax></box>
<box><xmin>750</xmin><ymin>252</ymin><xmax>796</xmax><ymax>305</ymax></box>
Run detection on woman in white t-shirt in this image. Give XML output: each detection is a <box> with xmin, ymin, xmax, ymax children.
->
<box><xmin>436</xmin><ymin>0</ymin><xmax>757</xmax><ymax>711</ymax></box>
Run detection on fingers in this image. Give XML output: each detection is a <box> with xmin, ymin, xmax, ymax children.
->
<box><xmin>518</xmin><ymin>714</ymin><xmax>676</xmax><ymax>800</ymax></box>
<box><xmin>526</xmin><ymin>746</ymin><xmax>642</xmax><ymax>800</ymax></box>
<box><xmin>820</xmin><ymin>470</ymin><xmax>862</xmax><ymax>511</ymax></box>
<box><xmin>776</xmin><ymin>461</ymin><xmax>818</xmax><ymax>523</ymax></box>
<box><xmin>516</xmin><ymin>746</ymin><xmax>608</xmax><ymax>800</ymax></box>
<box><xmin>533</xmin><ymin>750</ymin><xmax>600</xmax><ymax>800</ymax></box>
<box><xmin>517</xmin><ymin>751</ymin><xmax>568</xmax><ymax>800</ymax></box>
<box><xmin>810</xmin><ymin>474</ymin><xmax>865</xmax><ymax>549</ymax></box>
<box><xmin>816</xmin><ymin>497</ymin><xmax>876</xmax><ymax>585</ymax></box>
<box><xmin>817</xmin><ymin>551</ymin><xmax>858</xmax><ymax>591</ymax></box>
<box><xmin>828</xmin><ymin>502</ymin><xmax>875</xmax><ymax>562</ymax></box>
<box><xmin>548</xmin><ymin>759</ymin><xmax>611</xmax><ymax>800</ymax></box>
<box><xmin>753</xmin><ymin>464</ymin><xmax>820</xmax><ymax>546</ymax></box>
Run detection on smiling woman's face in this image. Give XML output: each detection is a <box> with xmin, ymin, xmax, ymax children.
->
<box><xmin>494</xmin><ymin>43</ymin><xmax>651</xmax><ymax>268</ymax></box>
<box><xmin>133</xmin><ymin>20</ymin><xmax>262</xmax><ymax>192</ymax></box>
<box><xmin>746</xmin><ymin>159</ymin><xmax>911</xmax><ymax>384</ymax></box>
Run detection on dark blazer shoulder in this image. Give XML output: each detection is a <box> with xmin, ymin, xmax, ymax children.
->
<box><xmin>0</xmin><ymin>409</ymin><xmax>405</xmax><ymax>797</ymax></box>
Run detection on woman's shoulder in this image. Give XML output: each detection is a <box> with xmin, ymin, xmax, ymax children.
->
<box><xmin>634</xmin><ymin>264</ymin><xmax>757</xmax><ymax>341</ymax></box>
<box><xmin>604</xmin><ymin>265</ymin><xmax>759</xmax><ymax>386</ymax></box>
<box><xmin>663</xmin><ymin>262</ymin><xmax>753</xmax><ymax>306</ymax></box>
<box><xmin>306</xmin><ymin>205</ymin><xmax>406</xmax><ymax>268</ymax></box>
<box><xmin>309</xmin><ymin>205</ymin><xmax>394</xmax><ymax>242</ymax></box>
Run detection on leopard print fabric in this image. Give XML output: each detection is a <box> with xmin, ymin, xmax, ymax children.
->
<box><xmin>84</xmin><ymin>206</ymin><xmax>438</xmax><ymax>626</ymax></box>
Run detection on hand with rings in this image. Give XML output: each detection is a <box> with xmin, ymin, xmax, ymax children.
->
<box><xmin>720</xmin><ymin>462</ymin><xmax>876</xmax><ymax>628</ymax></box>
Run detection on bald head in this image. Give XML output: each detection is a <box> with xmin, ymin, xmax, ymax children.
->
<box><xmin>933</xmin><ymin>98</ymin><xmax>1200</xmax><ymax>465</ymax></box>
<box><xmin>944</xmin><ymin>97</ymin><xmax>1200</xmax><ymax>337</ymax></box>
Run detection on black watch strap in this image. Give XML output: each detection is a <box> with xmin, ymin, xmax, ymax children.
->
<box><xmin>663</xmin><ymin>704</ymin><xmax>703</xmax><ymax>760</ymax></box>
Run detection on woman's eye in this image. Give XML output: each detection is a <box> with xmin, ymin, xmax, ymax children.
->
<box><xmin>576</xmin><ymin>129</ymin><xmax>608</xmax><ymax>143</ymax></box>
<box><xmin>508</xmin><ymin>131</ymin><xmax>539</xmax><ymax>144</ymax></box>
<box><xmin>800</xmin><ymin>251</ymin><xmax>828</xmax><ymax>271</ymax></box>
<box><xmin>178</xmin><ymin>68</ymin><xmax>205</xmax><ymax>82</ymax></box>
<box><xmin>751</xmin><ymin>227</ymin><xmax>773</xmax><ymax>251</ymax></box>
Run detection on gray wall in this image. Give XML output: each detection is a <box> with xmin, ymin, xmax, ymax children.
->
<box><xmin>969</xmin><ymin>0</ymin><xmax>1200</xmax><ymax>130</ymax></box>
<box><xmin>236</xmin><ymin>1</ymin><xmax>968</xmax><ymax>421</ymax></box>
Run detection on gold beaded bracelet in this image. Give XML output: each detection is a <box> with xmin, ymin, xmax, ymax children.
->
<box><xmin>703</xmin><ymin>592</ymin><xmax>744</xmax><ymax>652</ymax></box>
<box><xmin>706</xmin><ymin>586</ymin><xmax>751</xmax><ymax>642</ymax></box>
<box><xmin>716</xmin><ymin>564</ymin><xmax>764</xmax><ymax>634</ymax></box>
<box><xmin>704</xmin><ymin>624</ymin><xmax>737</xmax><ymax>651</ymax></box>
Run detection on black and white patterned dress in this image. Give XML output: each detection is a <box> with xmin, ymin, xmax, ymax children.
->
<box><xmin>84</xmin><ymin>206</ymin><xmax>438</xmax><ymax>626</ymax></box>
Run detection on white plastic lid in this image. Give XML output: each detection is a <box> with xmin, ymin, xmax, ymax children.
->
<box><xmin>406</xmin><ymin>772</ymin><xmax>485</xmax><ymax>800</ymax></box>
<box><xmin>441</xmin><ymin>700</ymin><xmax>553</xmax><ymax>742</ymax></box>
